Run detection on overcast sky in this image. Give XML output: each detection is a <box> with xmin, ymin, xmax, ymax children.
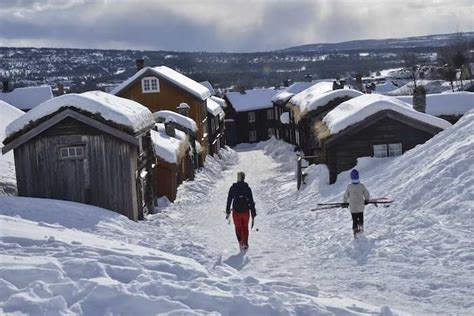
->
<box><xmin>0</xmin><ymin>0</ymin><xmax>472</xmax><ymax>52</ymax></box>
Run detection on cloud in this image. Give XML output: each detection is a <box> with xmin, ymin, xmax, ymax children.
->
<box><xmin>0</xmin><ymin>0</ymin><xmax>472</xmax><ymax>51</ymax></box>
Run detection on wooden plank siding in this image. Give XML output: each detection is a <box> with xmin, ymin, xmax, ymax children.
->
<box><xmin>13</xmin><ymin>117</ymin><xmax>152</xmax><ymax>220</ymax></box>
<box><xmin>116</xmin><ymin>74</ymin><xmax>209</xmax><ymax>156</ymax></box>
<box><xmin>322</xmin><ymin>115</ymin><xmax>439</xmax><ymax>183</ymax></box>
<box><xmin>234</xmin><ymin>108</ymin><xmax>278</xmax><ymax>144</ymax></box>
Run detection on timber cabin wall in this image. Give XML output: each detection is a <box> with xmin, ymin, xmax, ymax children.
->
<box><xmin>12</xmin><ymin>117</ymin><xmax>152</xmax><ymax>221</ymax></box>
<box><xmin>322</xmin><ymin>113</ymin><xmax>441</xmax><ymax>183</ymax></box>
<box><xmin>116</xmin><ymin>76</ymin><xmax>209</xmax><ymax>156</ymax></box>
<box><xmin>235</xmin><ymin>108</ymin><xmax>277</xmax><ymax>143</ymax></box>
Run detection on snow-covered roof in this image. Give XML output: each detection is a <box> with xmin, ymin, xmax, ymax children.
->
<box><xmin>111</xmin><ymin>66</ymin><xmax>211</xmax><ymax>101</ymax></box>
<box><xmin>375</xmin><ymin>81</ymin><xmax>400</xmax><ymax>94</ymax></box>
<box><xmin>150</xmin><ymin>123</ymin><xmax>189</xmax><ymax>164</ymax></box>
<box><xmin>207</xmin><ymin>97</ymin><xmax>225</xmax><ymax>119</ymax></box>
<box><xmin>271</xmin><ymin>82</ymin><xmax>315</xmax><ymax>104</ymax></box>
<box><xmin>280</xmin><ymin>112</ymin><xmax>290</xmax><ymax>124</ymax></box>
<box><xmin>153</xmin><ymin>110</ymin><xmax>197</xmax><ymax>133</ymax></box>
<box><xmin>323</xmin><ymin>94</ymin><xmax>452</xmax><ymax>135</ymax></box>
<box><xmin>199</xmin><ymin>81</ymin><xmax>216</xmax><ymax>96</ymax></box>
<box><xmin>6</xmin><ymin>91</ymin><xmax>155</xmax><ymax>138</ymax></box>
<box><xmin>291</xmin><ymin>82</ymin><xmax>363</xmax><ymax>115</ymax></box>
<box><xmin>225</xmin><ymin>88</ymin><xmax>280</xmax><ymax>112</ymax></box>
<box><xmin>0</xmin><ymin>86</ymin><xmax>53</xmax><ymax>110</ymax></box>
<box><xmin>1</xmin><ymin>101</ymin><xmax>24</xmax><ymax>143</ymax></box>
<box><xmin>396</xmin><ymin>92</ymin><xmax>474</xmax><ymax>116</ymax></box>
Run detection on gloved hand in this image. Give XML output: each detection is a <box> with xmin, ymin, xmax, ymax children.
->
<box><xmin>342</xmin><ymin>203</ymin><xmax>349</xmax><ymax>208</ymax></box>
<box><xmin>225</xmin><ymin>213</ymin><xmax>230</xmax><ymax>220</ymax></box>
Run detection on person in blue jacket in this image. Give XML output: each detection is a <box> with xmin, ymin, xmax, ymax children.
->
<box><xmin>226</xmin><ymin>172</ymin><xmax>257</xmax><ymax>250</ymax></box>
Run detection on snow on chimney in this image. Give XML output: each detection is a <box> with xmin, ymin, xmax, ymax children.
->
<box><xmin>164</xmin><ymin>117</ymin><xmax>176</xmax><ymax>137</ymax></box>
<box><xmin>177</xmin><ymin>102</ymin><xmax>190</xmax><ymax>117</ymax></box>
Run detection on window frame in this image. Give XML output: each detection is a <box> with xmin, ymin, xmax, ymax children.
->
<box><xmin>373</xmin><ymin>144</ymin><xmax>388</xmax><ymax>158</ymax></box>
<box><xmin>267</xmin><ymin>109</ymin><xmax>274</xmax><ymax>120</ymax></box>
<box><xmin>141</xmin><ymin>77</ymin><xmax>160</xmax><ymax>93</ymax></box>
<box><xmin>388</xmin><ymin>143</ymin><xmax>403</xmax><ymax>157</ymax></box>
<box><xmin>249</xmin><ymin>130</ymin><xmax>257</xmax><ymax>142</ymax></box>
<box><xmin>59</xmin><ymin>145</ymin><xmax>85</xmax><ymax>160</ymax></box>
<box><xmin>248</xmin><ymin>111</ymin><xmax>256</xmax><ymax>123</ymax></box>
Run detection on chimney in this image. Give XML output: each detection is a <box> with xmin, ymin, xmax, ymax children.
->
<box><xmin>136</xmin><ymin>58</ymin><xmax>145</xmax><ymax>72</ymax></box>
<box><xmin>2</xmin><ymin>80</ymin><xmax>10</xmax><ymax>93</ymax></box>
<box><xmin>177</xmin><ymin>102</ymin><xmax>190</xmax><ymax>117</ymax></box>
<box><xmin>164</xmin><ymin>117</ymin><xmax>176</xmax><ymax>137</ymax></box>
<box><xmin>283</xmin><ymin>79</ymin><xmax>292</xmax><ymax>87</ymax></box>
<box><xmin>413</xmin><ymin>85</ymin><xmax>427</xmax><ymax>113</ymax></box>
<box><xmin>57</xmin><ymin>83</ymin><xmax>64</xmax><ymax>95</ymax></box>
<box><xmin>304</xmin><ymin>74</ymin><xmax>313</xmax><ymax>82</ymax></box>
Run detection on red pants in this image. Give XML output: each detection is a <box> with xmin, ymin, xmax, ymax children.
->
<box><xmin>233</xmin><ymin>210</ymin><xmax>250</xmax><ymax>247</ymax></box>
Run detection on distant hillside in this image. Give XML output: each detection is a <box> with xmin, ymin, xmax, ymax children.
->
<box><xmin>281</xmin><ymin>32</ymin><xmax>474</xmax><ymax>53</ymax></box>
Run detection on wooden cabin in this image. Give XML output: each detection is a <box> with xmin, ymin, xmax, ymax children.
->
<box><xmin>288</xmin><ymin>82</ymin><xmax>363</xmax><ymax>160</ymax></box>
<box><xmin>150</xmin><ymin>121</ymin><xmax>193</xmax><ymax>202</ymax></box>
<box><xmin>207</xmin><ymin>96</ymin><xmax>226</xmax><ymax>155</ymax></box>
<box><xmin>317</xmin><ymin>94</ymin><xmax>452</xmax><ymax>183</ymax></box>
<box><xmin>2</xmin><ymin>91</ymin><xmax>155</xmax><ymax>220</ymax></box>
<box><xmin>224</xmin><ymin>88</ymin><xmax>280</xmax><ymax>144</ymax></box>
<box><xmin>111</xmin><ymin>64</ymin><xmax>211</xmax><ymax>160</ymax></box>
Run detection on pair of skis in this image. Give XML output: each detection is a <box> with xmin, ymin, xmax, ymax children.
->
<box><xmin>311</xmin><ymin>197</ymin><xmax>393</xmax><ymax>212</ymax></box>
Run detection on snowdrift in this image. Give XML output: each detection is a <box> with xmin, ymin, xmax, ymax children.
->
<box><xmin>259</xmin><ymin>111</ymin><xmax>474</xmax><ymax>314</ymax></box>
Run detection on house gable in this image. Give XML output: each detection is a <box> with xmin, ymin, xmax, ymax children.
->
<box><xmin>2</xmin><ymin>109</ymin><xmax>138</xmax><ymax>154</ymax></box>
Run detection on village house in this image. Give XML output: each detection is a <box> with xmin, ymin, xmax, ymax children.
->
<box><xmin>288</xmin><ymin>81</ymin><xmax>363</xmax><ymax>159</ymax></box>
<box><xmin>111</xmin><ymin>61</ymin><xmax>212</xmax><ymax>159</ymax></box>
<box><xmin>271</xmin><ymin>81</ymin><xmax>314</xmax><ymax>143</ymax></box>
<box><xmin>0</xmin><ymin>81</ymin><xmax>53</xmax><ymax>112</ymax></box>
<box><xmin>2</xmin><ymin>91</ymin><xmax>155</xmax><ymax>220</ymax></box>
<box><xmin>396</xmin><ymin>91</ymin><xmax>474</xmax><ymax>124</ymax></box>
<box><xmin>224</xmin><ymin>88</ymin><xmax>280</xmax><ymax>144</ymax></box>
<box><xmin>150</xmin><ymin>119</ymin><xmax>193</xmax><ymax>202</ymax></box>
<box><xmin>317</xmin><ymin>94</ymin><xmax>451</xmax><ymax>183</ymax></box>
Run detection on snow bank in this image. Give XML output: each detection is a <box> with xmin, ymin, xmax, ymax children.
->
<box><xmin>225</xmin><ymin>88</ymin><xmax>280</xmax><ymax>112</ymax></box>
<box><xmin>396</xmin><ymin>91</ymin><xmax>474</xmax><ymax>116</ymax></box>
<box><xmin>324</xmin><ymin>94</ymin><xmax>451</xmax><ymax>135</ymax></box>
<box><xmin>0</xmin><ymin>85</ymin><xmax>53</xmax><ymax>111</ymax></box>
<box><xmin>150</xmin><ymin>124</ymin><xmax>188</xmax><ymax>164</ymax></box>
<box><xmin>111</xmin><ymin>66</ymin><xmax>211</xmax><ymax>101</ymax></box>
<box><xmin>154</xmin><ymin>110</ymin><xmax>198</xmax><ymax>133</ymax></box>
<box><xmin>0</xmin><ymin>101</ymin><xmax>23</xmax><ymax>194</ymax></box>
<box><xmin>255</xmin><ymin>112</ymin><xmax>474</xmax><ymax>314</ymax></box>
<box><xmin>5</xmin><ymin>91</ymin><xmax>155</xmax><ymax>138</ymax></box>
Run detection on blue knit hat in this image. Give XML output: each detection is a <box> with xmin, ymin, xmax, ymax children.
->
<box><xmin>350</xmin><ymin>169</ymin><xmax>359</xmax><ymax>182</ymax></box>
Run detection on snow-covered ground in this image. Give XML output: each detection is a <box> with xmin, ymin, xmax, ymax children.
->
<box><xmin>1</xmin><ymin>110</ymin><xmax>473</xmax><ymax>314</ymax></box>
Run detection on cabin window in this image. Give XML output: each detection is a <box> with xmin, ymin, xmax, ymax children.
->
<box><xmin>373</xmin><ymin>144</ymin><xmax>388</xmax><ymax>158</ymax></box>
<box><xmin>248</xmin><ymin>112</ymin><xmax>256</xmax><ymax>123</ymax></box>
<box><xmin>268</xmin><ymin>128</ymin><xmax>275</xmax><ymax>138</ymax></box>
<box><xmin>267</xmin><ymin>109</ymin><xmax>274</xmax><ymax>120</ymax></box>
<box><xmin>60</xmin><ymin>146</ymin><xmax>85</xmax><ymax>159</ymax></box>
<box><xmin>141</xmin><ymin>77</ymin><xmax>160</xmax><ymax>93</ymax></box>
<box><xmin>249</xmin><ymin>130</ymin><xmax>257</xmax><ymax>142</ymax></box>
<box><xmin>388</xmin><ymin>143</ymin><xmax>403</xmax><ymax>156</ymax></box>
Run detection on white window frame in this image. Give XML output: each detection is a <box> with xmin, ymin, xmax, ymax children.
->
<box><xmin>141</xmin><ymin>77</ymin><xmax>160</xmax><ymax>93</ymax></box>
<box><xmin>248</xmin><ymin>111</ymin><xmax>256</xmax><ymax>123</ymax></box>
<box><xmin>373</xmin><ymin>144</ymin><xmax>388</xmax><ymax>158</ymax></box>
<box><xmin>268</xmin><ymin>127</ymin><xmax>275</xmax><ymax>138</ymax></box>
<box><xmin>388</xmin><ymin>143</ymin><xmax>403</xmax><ymax>157</ymax></box>
<box><xmin>60</xmin><ymin>146</ymin><xmax>85</xmax><ymax>159</ymax></box>
<box><xmin>267</xmin><ymin>109</ymin><xmax>274</xmax><ymax>120</ymax></box>
<box><xmin>249</xmin><ymin>130</ymin><xmax>257</xmax><ymax>142</ymax></box>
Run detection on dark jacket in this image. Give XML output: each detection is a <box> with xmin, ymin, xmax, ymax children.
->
<box><xmin>226</xmin><ymin>181</ymin><xmax>256</xmax><ymax>217</ymax></box>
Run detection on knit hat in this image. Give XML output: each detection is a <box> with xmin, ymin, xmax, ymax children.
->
<box><xmin>237</xmin><ymin>172</ymin><xmax>245</xmax><ymax>182</ymax></box>
<box><xmin>350</xmin><ymin>169</ymin><xmax>359</xmax><ymax>183</ymax></box>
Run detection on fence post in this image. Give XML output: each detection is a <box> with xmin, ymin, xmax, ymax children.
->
<box><xmin>297</xmin><ymin>156</ymin><xmax>302</xmax><ymax>190</ymax></box>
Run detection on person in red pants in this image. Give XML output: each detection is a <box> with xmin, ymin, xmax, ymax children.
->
<box><xmin>226</xmin><ymin>172</ymin><xmax>257</xmax><ymax>250</ymax></box>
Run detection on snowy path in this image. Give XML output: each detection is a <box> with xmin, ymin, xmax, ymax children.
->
<box><xmin>150</xmin><ymin>140</ymin><xmax>473</xmax><ymax>315</ymax></box>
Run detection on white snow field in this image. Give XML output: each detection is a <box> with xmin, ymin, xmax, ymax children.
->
<box><xmin>1</xmin><ymin>110</ymin><xmax>473</xmax><ymax>315</ymax></box>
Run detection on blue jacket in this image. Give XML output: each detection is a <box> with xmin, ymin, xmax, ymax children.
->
<box><xmin>226</xmin><ymin>181</ymin><xmax>256</xmax><ymax>217</ymax></box>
